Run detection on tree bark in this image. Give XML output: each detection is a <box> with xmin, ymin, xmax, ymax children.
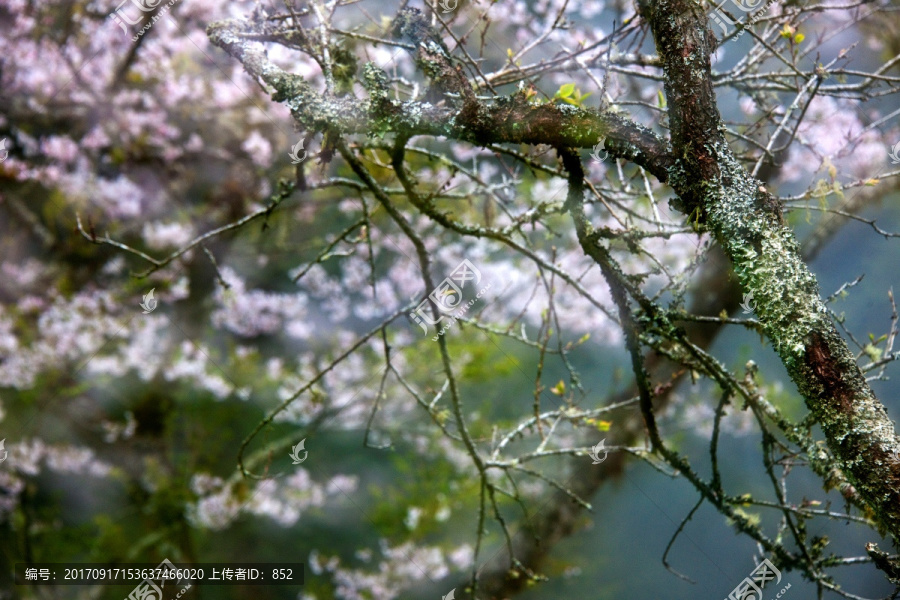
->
<box><xmin>641</xmin><ymin>0</ymin><xmax>900</xmax><ymax>540</ymax></box>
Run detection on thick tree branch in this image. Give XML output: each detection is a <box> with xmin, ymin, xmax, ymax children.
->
<box><xmin>642</xmin><ymin>0</ymin><xmax>900</xmax><ymax>543</ymax></box>
<box><xmin>206</xmin><ymin>16</ymin><xmax>674</xmax><ymax>181</ymax></box>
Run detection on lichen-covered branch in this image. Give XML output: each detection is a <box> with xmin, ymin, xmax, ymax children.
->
<box><xmin>206</xmin><ymin>12</ymin><xmax>674</xmax><ymax>181</ymax></box>
<box><xmin>642</xmin><ymin>0</ymin><xmax>900</xmax><ymax>543</ymax></box>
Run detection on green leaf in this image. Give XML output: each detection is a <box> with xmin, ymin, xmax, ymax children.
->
<box><xmin>557</xmin><ymin>83</ymin><xmax>575</xmax><ymax>98</ymax></box>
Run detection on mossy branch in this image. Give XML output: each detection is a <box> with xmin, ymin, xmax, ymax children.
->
<box><xmin>645</xmin><ymin>0</ymin><xmax>900</xmax><ymax>545</ymax></box>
